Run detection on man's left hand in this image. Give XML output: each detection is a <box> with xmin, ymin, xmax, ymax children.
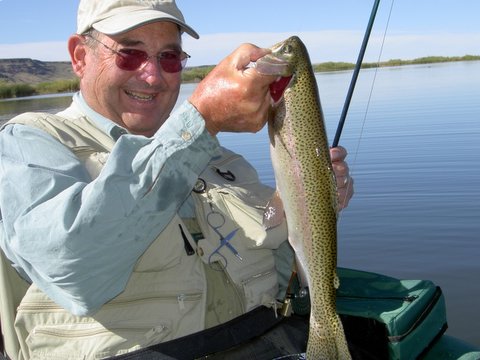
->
<box><xmin>330</xmin><ymin>146</ymin><xmax>354</xmax><ymax>210</ymax></box>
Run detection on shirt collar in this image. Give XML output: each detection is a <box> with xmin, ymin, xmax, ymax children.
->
<box><xmin>73</xmin><ymin>92</ymin><xmax>128</xmax><ymax>141</ymax></box>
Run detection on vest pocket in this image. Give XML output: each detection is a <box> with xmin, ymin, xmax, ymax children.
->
<box><xmin>241</xmin><ymin>268</ymin><xmax>278</xmax><ymax>311</ymax></box>
<box><xmin>16</xmin><ymin>288</ymin><xmax>205</xmax><ymax>359</ymax></box>
<box><xmin>25</xmin><ymin>320</ymin><xmax>171</xmax><ymax>359</ymax></box>
<box><xmin>134</xmin><ymin>215</ymin><xmax>185</xmax><ymax>272</ymax></box>
<box><xmin>212</xmin><ymin>189</ymin><xmax>287</xmax><ymax>250</ymax></box>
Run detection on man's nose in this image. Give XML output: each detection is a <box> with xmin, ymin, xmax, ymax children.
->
<box><xmin>137</xmin><ymin>58</ymin><xmax>166</xmax><ymax>85</ymax></box>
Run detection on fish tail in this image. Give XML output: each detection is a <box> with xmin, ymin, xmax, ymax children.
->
<box><xmin>335</xmin><ymin>314</ymin><xmax>352</xmax><ymax>360</ymax></box>
<box><xmin>306</xmin><ymin>313</ymin><xmax>351</xmax><ymax>359</ymax></box>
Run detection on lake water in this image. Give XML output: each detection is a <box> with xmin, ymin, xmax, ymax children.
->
<box><xmin>1</xmin><ymin>61</ymin><xmax>479</xmax><ymax>346</ymax></box>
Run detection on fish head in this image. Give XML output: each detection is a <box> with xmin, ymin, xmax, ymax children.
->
<box><xmin>256</xmin><ymin>36</ymin><xmax>312</xmax><ymax>102</ymax></box>
<box><xmin>256</xmin><ymin>36</ymin><xmax>309</xmax><ymax>76</ymax></box>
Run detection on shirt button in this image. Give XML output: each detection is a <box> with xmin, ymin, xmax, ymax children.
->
<box><xmin>181</xmin><ymin>131</ymin><xmax>192</xmax><ymax>141</ymax></box>
<box><xmin>197</xmin><ymin>247</ymin><xmax>204</xmax><ymax>257</ymax></box>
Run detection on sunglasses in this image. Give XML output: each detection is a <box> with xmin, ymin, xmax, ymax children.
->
<box><xmin>86</xmin><ymin>35</ymin><xmax>190</xmax><ymax>73</ymax></box>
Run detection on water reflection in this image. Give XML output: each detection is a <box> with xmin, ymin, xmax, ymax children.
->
<box><xmin>0</xmin><ymin>93</ymin><xmax>73</xmax><ymax>124</ymax></box>
<box><xmin>0</xmin><ymin>62</ymin><xmax>479</xmax><ymax>346</ymax></box>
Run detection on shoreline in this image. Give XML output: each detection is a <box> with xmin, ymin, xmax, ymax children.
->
<box><xmin>1</xmin><ymin>56</ymin><xmax>479</xmax><ymax>100</ymax></box>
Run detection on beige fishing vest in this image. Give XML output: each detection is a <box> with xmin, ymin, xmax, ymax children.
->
<box><xmin>0</xmin><ymin>109</ymin><xmax>287</xmax><ymax>359</ymax></box>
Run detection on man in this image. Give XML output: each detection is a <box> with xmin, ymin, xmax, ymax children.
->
<box><xmin>0</xmin><ymin>0</ymin><xmax>353</xmax><ymax>359</ymax></box>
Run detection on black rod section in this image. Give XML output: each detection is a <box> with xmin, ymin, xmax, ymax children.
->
<box><xmin>332</xmin><ymin>0</ymin><xmax>381</xmax><ymax>147</ymax></box>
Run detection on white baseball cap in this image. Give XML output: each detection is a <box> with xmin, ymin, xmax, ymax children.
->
<box><xmin>77</xmin><ymin>0</ymin><xmax>199</xmax><ymax>39</ymax></box>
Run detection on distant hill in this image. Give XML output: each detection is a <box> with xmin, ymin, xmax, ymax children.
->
<box><xmin>0</xmin><ymin>58</ymin><xmax>74</xmax><ymax>85</ymax></box>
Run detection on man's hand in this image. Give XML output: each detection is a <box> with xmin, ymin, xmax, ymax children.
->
<box><xmin>330</xmin><ymin>146</ymin><xmax>354</xmax><ymax>210</ymax></box>
<box><xmin>189</xmin><ymin>44</ymin><xmax>276</xmax><ymax>136</ymax></box>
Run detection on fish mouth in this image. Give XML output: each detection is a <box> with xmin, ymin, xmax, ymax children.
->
<box><xmin>270</xmin><ymin>75</ymin><xmax>293</xmax><ymax>103</ymax></box>
<box><xmin>255</xmin><ymin>53</ymin><xmax>293</xmax><ymax>102</ymax></box>
<box><xmin>255</xmin><ymin>56</ymin><xmax>290</xmax><ymax>76</ymax></box>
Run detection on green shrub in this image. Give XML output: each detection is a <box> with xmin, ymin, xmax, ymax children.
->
<box><xmin>15</xmin><ymin>84</ymin><xmax>36</xmax><ymax>97</ymax></box>
<box><xmin>0</xmin><ymin>83</ymin><xmax>14</xmax><ymax>99</ymax></box>
<box><xmin>182</xmin><ymin>66</ymin><xmax>215</xmax><ymax>82</ymax></box>
<box><xmin>0</xmin><ymin>79</ymin><xmax>80</xmax><ymax>99</ymax></box>
<box><xmin>0</xmin><ymin>83</ymin><xmax>36</xmax><ymax>98</ymax></box>
<box><xmin>313</xmin><ymin>62</ymin><xmax>355</xmax><ymax>72</ymax></box>
<box><xmin>36</xmin><ymin>79</ymin><xmax>80</xmax><ymax>94</ymax></box>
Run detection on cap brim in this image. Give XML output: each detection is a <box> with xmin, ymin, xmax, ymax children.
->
<box><xmin>93</xmin><ymin>10</ymin><xmax>199</xmax><ymax>39</ymax></box>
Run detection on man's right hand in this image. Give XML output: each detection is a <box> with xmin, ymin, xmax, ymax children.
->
<box><xmin>188</xmin><ymin>44</ymin><xmax>277</xmax><ymax>136</ymax></box>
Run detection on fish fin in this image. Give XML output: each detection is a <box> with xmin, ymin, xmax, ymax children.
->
<box><xmin>334</xmin><ymin>271</ymin><xmax>340</xmax><ymax>289</ymax></box>
<box><xmin>329</xmin><ymin>164</ymin><xmax>340</xmax><ymax>215</ymax></box>
<box><xmin>292</xmin><ymin>255</ymin><xmax>309</xmax><ymax>291</ymax></box>
<box><xmin>263</xmin><ymin>190</ymin><xmax>285</xmax><ymax>229</ymax></box>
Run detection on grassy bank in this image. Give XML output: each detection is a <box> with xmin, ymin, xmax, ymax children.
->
<box><xmin>182</xmin><ymin>65</ymin><xmax>216</xmax><ymax>83</ymax></box>
<box><xmin>182</xmin><ymin>55</ymin><xmax>480</xmax><ymax>82</ymax></box>
<box><xmin>313</xmin><ymin>55</ymin><xmax>480</xmax><ymax>72</ymax></box>
<box><xmin>1</xmin><ymin>55</ymin><xmax>479</xmax><ymax>99</ymax></box>
<box><xmin>0</xmin><ymin>79</ymin><xmax>80</xmax><ymax>99</ymax></box>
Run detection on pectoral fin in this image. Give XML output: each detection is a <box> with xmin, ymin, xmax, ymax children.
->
<box><xmin>294</xmin><ymin>254</ymin><xmax>309</xmax><ymax>290</ymax></box>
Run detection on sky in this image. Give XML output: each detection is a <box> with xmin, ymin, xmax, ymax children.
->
<box><xmin>0</xmin><ymin>0</ymin><xmax>479</xmax><ymax>66</ymax></box>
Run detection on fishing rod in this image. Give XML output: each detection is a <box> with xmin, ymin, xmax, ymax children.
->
<box><xmin>332</xmin><ymin>0</ymin><xmax>381</xmax><ymax>147</ymax></box>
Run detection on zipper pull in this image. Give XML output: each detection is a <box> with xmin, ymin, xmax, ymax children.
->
<box><xmin>145</xmin><ymin>325</ymin><xmax>166</xmax><ymax>339</ymax></box>
<box><xmin>178</xmin><ymin>294</ymin><xmax>186</xmax><ymax>311</ymax></box>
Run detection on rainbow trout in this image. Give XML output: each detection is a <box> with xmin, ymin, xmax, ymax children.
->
<box><xmin>257</xmin><ymin>36</ymin><xmax>352</xmax><ymax>359</ymax></box>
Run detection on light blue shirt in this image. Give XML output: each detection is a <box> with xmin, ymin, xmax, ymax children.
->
<box><xmin>0</xmin><ymin>93</ymin><xmax>219</xmax><ymax>316</ymax></box>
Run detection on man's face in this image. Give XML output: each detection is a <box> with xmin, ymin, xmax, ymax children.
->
<box><xmin>79</xmin><ymin>22</ymin><xmax>184</xmax><ymax>137</ymax></box>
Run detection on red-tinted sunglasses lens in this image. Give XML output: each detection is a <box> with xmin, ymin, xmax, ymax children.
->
<box><xmin>159</xmin><ymin>51</ymin><xmax>187</xmax><ymax>73</ymax></box>
<box><xmin>115</xmin><ymin>49</ymin><xmax>148</xmax><ymax>71</ymax></box>
<box><xmin>116</xmin><ymin>49</ymin><xmax>187</xmax><ymax>73</ymax></box>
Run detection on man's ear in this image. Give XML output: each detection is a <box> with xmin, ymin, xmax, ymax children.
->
<box><xmin>68</xmin><ymin>35</ymin><xmax>88</xmax><ymax>78</ymax></box>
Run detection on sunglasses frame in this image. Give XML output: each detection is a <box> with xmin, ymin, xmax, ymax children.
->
<box><xmin>85</xmin><ymin>34</ymin><xmax>190</xmax><ymax>73</ymax></box>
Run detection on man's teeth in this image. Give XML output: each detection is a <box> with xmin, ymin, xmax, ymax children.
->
<box><xmin>125</xmin><ymin>90</ymin><xmax>155</xmax><ymax>101</ymax></box>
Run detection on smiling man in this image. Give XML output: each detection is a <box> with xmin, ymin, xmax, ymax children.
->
<box><xmin>0</xmin><ymin>1</ymin><xmax>353</xmax><ymax>359</ymax></box>
<box><xmin>76</xmin><ymin>23</ymin><xmax>186</xmax><ymax>137</ymax></box>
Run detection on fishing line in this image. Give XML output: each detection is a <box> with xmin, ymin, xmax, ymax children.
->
<box><xmin>338</xmin><ymin>0</ymin><xmax>396</xmax><ymax>212</ymax></box>
<box><xmin>332</xmin><ymin>0</ymin><xmax>381</xmax><ymax>148</ymax></box>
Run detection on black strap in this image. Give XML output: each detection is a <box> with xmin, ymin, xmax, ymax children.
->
<box><xmin>110</xmin><ymin>306</ymin><xmax>284</xmax><ymax>360</ymax></box>
<box><xmin>0</xmin><ymin>319</ymin><xmax>5</xmax><ymax>359</ymax></box>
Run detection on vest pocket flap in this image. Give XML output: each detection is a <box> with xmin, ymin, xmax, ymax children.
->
<box><xmin>134</xmin><ymin>216</ymin><xmax>184</xmax><ymax>272</ymax></box>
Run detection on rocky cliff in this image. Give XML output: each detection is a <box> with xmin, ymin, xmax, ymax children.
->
<box><xmin>0</xmin><ymin>58</ymin><xmax>74</xmax><ymax>84</ymax></box>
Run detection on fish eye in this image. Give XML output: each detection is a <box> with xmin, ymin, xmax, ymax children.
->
<box><xmin>282</xmin><ymin>44</ymin><xmax>293</xmax><ymax>55</ymax></box>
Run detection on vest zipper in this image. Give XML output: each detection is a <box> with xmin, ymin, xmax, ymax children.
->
<box><xmin>32</xmin><ymin>325</ymin><xmax>166</xmax><ymax>338</ymax></box>
<box><xmin>241</xmin><ymin>269</ymin><xmax>274</xmax><ymax>286</ymax></box>
<box><xmin>336</xmin><ymin>294</ymin><xmax>419</xmax><ymax>302</ymax></box>
<box><xmin>17</xmin><ymin>292</ymin><xmax>203</xmax><ymax>312</ymax></box>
